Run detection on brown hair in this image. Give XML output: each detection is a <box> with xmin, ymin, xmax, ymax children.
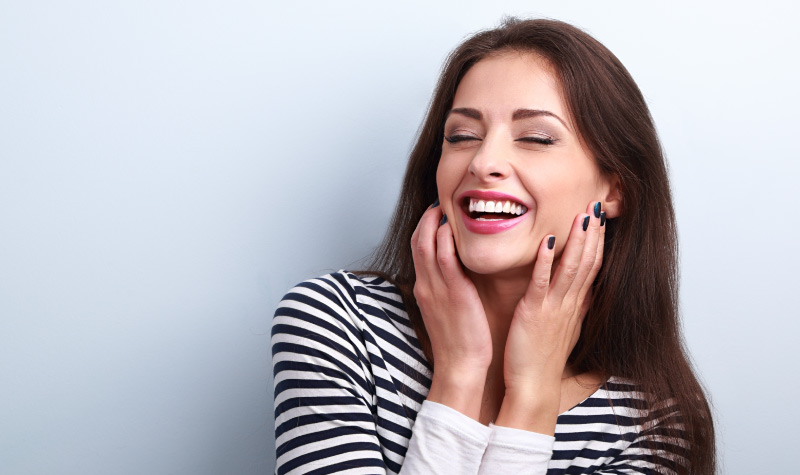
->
<box><xmin>366</xmin><ymin>17</ymin><xmax>714</xmax><ymax>474</ymax></box>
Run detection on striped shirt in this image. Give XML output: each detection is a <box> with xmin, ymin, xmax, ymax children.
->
<box><xmin>272</xmin><ymin>271</ymin><xmax>684</xmax><ymax>474</ymax></box>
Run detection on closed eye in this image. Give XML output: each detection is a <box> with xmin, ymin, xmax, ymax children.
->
<box><xmin>444</xmin><ymin>135</ymin><xmax>481</xmax><ymax>144</ymax></box>
<box><xmin>516</xmin><ymin>136</ymin><xmax>557</xmax><ymax>145</ymax></box>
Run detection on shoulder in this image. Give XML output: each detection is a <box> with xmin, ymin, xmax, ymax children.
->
<box><xmin>560</xmin><ymin>376</ymin><xmax>681</xmax><ymax>435</ymax></box>
<box><xmin>274</xmin><ymin>270</ymin><xmax>405</xmax><ymax>325</ymax></box>
<box><xmin>592</xmin><ymin>376</ymin><xmax>680</xmax><ymax>421</ymax></box>
<box><xmin>554</xmin><ymin>376</ymin><xmax>686</xmax><ymax>472</ymax></box>
<box><xmin>272</xmin><ymin>271</ymin><xmax>416</xmax><ymax>354</ymax></box>
<box><xmin>598</xmin><ymin>377</ymin><xmax>685</xmax><ymax>462</ymax></box>
<box><xmin>602</xmin><ymin>376</ymin><xmax>681</xmax><ymax>418</ymax></box>
<box><xmin>271</xmin><ymin>272</ymin><xmax>399</xmax><ymax>392</ymax></box>
<box><xmin>272</xmin><ymin>271</ymin><xmax>430</xmax><ymax>409</ymax></box>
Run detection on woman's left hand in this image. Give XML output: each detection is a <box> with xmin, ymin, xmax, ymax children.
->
<box><xmin>495</xmin><ymin>201</ymin><xmax>606</xmax><ymax>434</ymax></box>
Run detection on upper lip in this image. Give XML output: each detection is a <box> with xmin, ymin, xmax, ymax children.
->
<box><xmin>456</xmin><ymin>190</ymin><xmax>529</xmax><ymax>208</ymax></box>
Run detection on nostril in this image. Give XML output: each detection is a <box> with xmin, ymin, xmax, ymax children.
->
<box><xmin>489</xmin><ymin>172</ymin><xmax>502</xmax><ymax>177</ymax></box>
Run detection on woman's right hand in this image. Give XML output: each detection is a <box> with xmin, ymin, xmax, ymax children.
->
<box><xmin>410</xmin><ymin>202</ymin><xmax>492</xmax><ymax>420</ymax></box>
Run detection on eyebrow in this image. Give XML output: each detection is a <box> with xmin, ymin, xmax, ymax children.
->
<box><xmin>447</xmin><ymin>107</ymin><xmax>570</xmax><ymax>130</ymax></box>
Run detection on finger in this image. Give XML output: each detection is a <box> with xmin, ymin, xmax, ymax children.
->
<box><xmin>410</xmin><ymin>200</ymin><xmax>440</xmax><ymax>249</ymax></box>
<box><xmin>436</xmin><ymin>220</ymin><xmax>466</xmax><ymax>286</ymax></box>
<box><xmin>565</xmin><ymin>201</ymin><xmax>603</xmax><ymax>302</ymax></box>
<box><xmin>574</xmin><ymin>210</ymin><xmax>607</xmax><ymax>307</ymax></box>
<box><xmin>411</xmin><ymin>204</ymin><xmax>445</xmax><ymax>283</ymax></box>
<box><xmin>522</xmin><ymin>234</ymin><xmax>556</xmax><ymax>308</ymax></box>
<box><xmin>595</xmin><ymin>211</ymin><xmax>606</xmax><ymax>273</ymax></box>
<box><xmin>569</xmin><ymin>287</ymin><xmax>593</xmax><ymax>349</ymax></box>
<box><xmin>410</xmin><ymin>210</ymin><xmax>426</xmax><ymax>279</ymax></box>
<box><xmin>589</xmin><ymin>211</ymin><xmax>606</xmax><ymax>282</ymax></box>
<box><xmin>548</xmin><ymin>212</ymin><xmax>590</xmax><ymax>299</ymax></box>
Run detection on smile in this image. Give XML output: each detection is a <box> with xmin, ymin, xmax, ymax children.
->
<box><xmin>456</xmin><ymin>191</ymin><xmax>530</xmax><ymax>235</ymax></box>
<box><xmin>467</xmin><ymin>198</ymin><xmax>528</xmax><ymax>220</ymax></box>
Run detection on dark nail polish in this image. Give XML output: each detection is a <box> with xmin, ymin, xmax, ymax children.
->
<box><xmin>440</xmin><ymin>214</ymin><xmax>447</xmax><ymax>226</ymax></box>
<box><xmin>547</xmin><ymin>236</ymin><xmax>555</xmax><ymax>249</ymax></box>
<box><xmin>600</xmin><ymin>211</ymin><xmax>607</xmax><ymax>226</ymax></box>
<box><xmin>582</xmin><ymin>215</ymin><xmax>590</xmax><ymax>231</ymax></box>
<box><xmin>432</xmin><ymin>198</ymin><xmax>440</xmax><ymax>208</ymax></box>
<box><xmin>594</xmin><ymin>202</ymin><xmax>602</xmax><ymax>218</ymax></box>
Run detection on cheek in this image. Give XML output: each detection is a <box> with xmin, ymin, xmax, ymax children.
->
<box><xmin>435</xmin><ymin>160</ymin><xmax>462</xmax><ymax>211</ymax></box>
<box><xmin>526</xmin><ymin>182</ymin><xmax>585</xmax><ymax>235</ymax></box>
<box><xmin>533</xmin><ymin>167</ymin><xmax>599</xmax><ymax>212</ymax></box>
<box><xmin>528</xmin><ymin>175</ymin><xmax>604</xmax><ymax>249</ymax></box>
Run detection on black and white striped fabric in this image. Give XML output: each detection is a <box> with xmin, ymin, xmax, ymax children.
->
<box><xmin>272</xmin><ymin>271</ymin><xmax>684</xmax><ymax>474</ymax></box>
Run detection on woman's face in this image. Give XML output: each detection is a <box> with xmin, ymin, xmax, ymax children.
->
<box><xmin>436</xmin><ymin>52</ymin><xmax>617</xmax><ymax>276</ymax></box>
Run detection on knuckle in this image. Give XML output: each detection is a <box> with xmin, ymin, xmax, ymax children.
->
<box><xmin>410</xmin><ymin>229</ymin><xmax>420</xmax><ymax>247</ymax></box>
<box><xmin>563</xmin><ymin>264</ymin><xmax>580</xmax><ymax>280</ymax></box>
<box><xmin>412</xmin><ymin>284</ymin><xmax>429</xmax><ymax>301</ymax></box>
<box><xmin>533</xmin><ymin>276</ymin><xmax>550</xmax><ymax>289</ymax></box>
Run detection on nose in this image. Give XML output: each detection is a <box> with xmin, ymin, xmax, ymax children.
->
<box><xmin>468</xmin><ymin>133</ymin><xmax>512</xmax><ymax>182</ymax></box>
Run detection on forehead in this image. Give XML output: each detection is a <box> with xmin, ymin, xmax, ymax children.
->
<box><xmin>451</xmin><ymin>52</ymin><xmax>568</xmax><ymax>121</ymax></box>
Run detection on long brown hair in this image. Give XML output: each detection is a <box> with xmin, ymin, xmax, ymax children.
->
<box><xmin>366</xmin><ymin>17</ymin><xmax>714</xmax><ymax>474</ymax></box>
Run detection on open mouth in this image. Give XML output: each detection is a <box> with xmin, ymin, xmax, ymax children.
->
<box><xmin>463</xmin><ymin>197</ymin><xmax>528</xmax><ymax>221</ymax></box>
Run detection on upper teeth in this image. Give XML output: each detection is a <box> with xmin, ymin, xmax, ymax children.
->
<box><xmin>468</xmin><ymin>198</ymin><xmax>527</xmax><ymax>215</ymax></box>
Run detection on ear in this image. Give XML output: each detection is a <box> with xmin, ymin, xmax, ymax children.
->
<box><xmin>601</xmin><ymin>174</ymin><xmax>623</xmax><ymax>219</ymax></box>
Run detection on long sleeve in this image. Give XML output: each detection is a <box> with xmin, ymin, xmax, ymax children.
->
<box><xmin>272</xmin><ymin>274</ymin><xmax>554</xmax><ymax>475</ymax></box>
<box><xmin>400</xmin><ymin>401</ymin><xmax>492</xmax><ymax>473</ymax></box>
<box><xmin>401</xmin><ymin>401</ymin><xmax>556</xmax><ymax>474</ymax></box>
<box><xmin>271</xmin><ymin>273</ymin><xmax>687</xmax><ymax>474</ymax></box>
<box><xmin>272</xmin><ymin>274</ymin><xmax>496</xmax><ymax>475</ymax></box>
<box><xmin>272</xmin><ymin>279</ymin><xmax>390</xmax><ymax>474</ymax></box>
<box><xmin>479</xmin><ymin>424</ymin><xmax>554</xmax><ymax>474</ymax></box>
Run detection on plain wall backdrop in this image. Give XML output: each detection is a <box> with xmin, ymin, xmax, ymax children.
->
<box><xmin>1</xmin><ymin>0</ymin><xmax>797</xmax><ymax>473</ymax></box>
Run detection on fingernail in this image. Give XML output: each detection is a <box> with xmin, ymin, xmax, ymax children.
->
<box><xmin>594</xmin><ymin>202</ymin><xmax>602</xmax><ymax>218</ymax></box>
<box><xmin>440</xmin><ymin>214</ymin><xmax>447</xmax><ymax>226</ymax></box>
<box><xmin>600</xmin><ymin>211</ymin><xmax>606</xmax><ymax>226</ymax></box>
<box><xmin>582</xmin><ymin>215</ymin><xmax>590</xmax><ymax>231</ymax></box>
<box><xmin>547</xmin><ymin>236</ymin><xmax>555</xmax><ymax>250</ymax></box>
<box><xmin>432</xmin><ymin>198</ymin><xmax>440</xmax><ymax>208</ymax></box>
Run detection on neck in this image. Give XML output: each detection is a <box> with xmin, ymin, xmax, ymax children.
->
<box><xmin>465</xmin><ymin>254</ymin><xmax>564</xmax><ymax>322</ymax></box>
<box><xmin>464</xmin><ymin>260</ymin><xmax>600</xmax><ymax>424</ymax></box>
<box><xmin>466</xmin><ymin>266</ymin><xmax>532</xmax><ymax>376</ymax></box>
<box><xmin>465</xmin><ymin>257</ymin><xmax>568</xmax><ymax>377</ymax></box>
<box><xmin>467</xmin><ymin>266</ymin><xmax>531</xmax><ymax>320</ymax></box>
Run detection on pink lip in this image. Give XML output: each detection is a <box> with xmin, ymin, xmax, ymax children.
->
<box><xmin>456</xmin><ymin>190</ymin><xmax>530</xmax><ymax>235</ymax></box>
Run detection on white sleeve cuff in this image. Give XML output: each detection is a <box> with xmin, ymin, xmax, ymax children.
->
<box><xmin>478</xmin><ymin>424</ymin><xmax>554</xmax><ymax>474</ymax></box>
<box><xmin>400</xmin><ymin>400</ymin><xmax>491</xmax><ymax>474</ymax></box>
<box><xmin>419</xmin><ymin>400</ymin><xmax>493</xmax><ymax>443</ymax></box>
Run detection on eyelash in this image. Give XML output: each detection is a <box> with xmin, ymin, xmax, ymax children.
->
<box><xmin>444</xmin><ymin>135</ymin><xmax>557</xmax><ymax>145</ymax></box>
<box><xmin>444</xmin><ymin>135</ymin><xmax>477</xmax><ymax>144</ymax></box>
<box><xmin>517</xmin><ymin>136</ymin><xmax>556</xmax><ymax>145</ymax></box>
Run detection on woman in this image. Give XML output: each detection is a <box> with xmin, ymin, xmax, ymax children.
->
<box><xmin>272</xmin><ymin>18</ymin><xmax>715</xmax><ymax>474</ymax></box>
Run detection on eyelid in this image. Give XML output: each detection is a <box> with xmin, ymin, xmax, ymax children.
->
<box><xmin>445</xmin><ymin>123</ymin><xmax>480</xmax><ymax>134</ymax></box>
<box><xmin>516</xmin><ymin>136</ymin><xmax>557</xmax><ymax>145</ymax></box>
<box><xmin>444</xmin><ymin>123</ymin><xmax>483</xmax><ymax>142</ymax></box>
<box><xmin>445</xmin><ymin>134</ymin><xmax>481</xmax><ymax>144</ymax></box>
<box><xmin>516</xmin><ymin>128</ymin><xmax>558</xmax><ymax>143</ymax></box>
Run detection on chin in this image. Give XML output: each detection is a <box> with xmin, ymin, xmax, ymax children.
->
<box><xmin>457</xmin><ymin>248</ymin><xmax>531</xmax><ymax>276</ymax></box>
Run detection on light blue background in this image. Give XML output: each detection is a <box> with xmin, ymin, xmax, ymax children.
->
<box><xmin>1</xmin><ymin>1</ymin><xmax>797</xmax><ymax>473</ymax></box>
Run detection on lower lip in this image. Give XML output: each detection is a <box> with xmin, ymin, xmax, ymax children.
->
<box><xmin>460</xmin><ymin>207</ymin><xmax>528</xmax><ymax>234</ymax></box>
